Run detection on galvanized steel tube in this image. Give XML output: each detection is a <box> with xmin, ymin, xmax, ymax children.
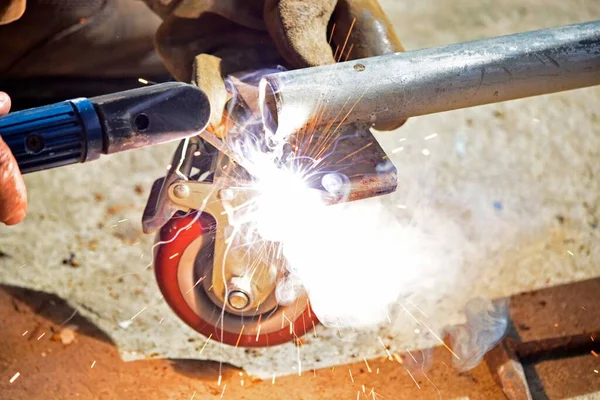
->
<box><xmin>261</xmin><ymin>21</ymin><xmax>600</xmax><ymax>130</ymax></box>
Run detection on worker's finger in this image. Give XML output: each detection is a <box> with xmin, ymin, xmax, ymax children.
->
<box><xmin>0</xmin><ymin>0</ymin><xmax>26</xmax><ymax>25</ymax></box>
<box><xmin>330</xmin><ymin>0</ymin><xmax>406</xmax><ymax>130</ymax></box>
<box><xmin>330</xmin><ymin>0</ymin><xmax>404</xmax><ymax>60</ymax></box>
<box><xmin>264</xmin><ymin>0</ymin><xmax>338</xmax><ymax>68</ymax></box>
<box><xmin>0</xmin><ymin>92</ymin><xmax>27</xmax><ymax>225</ymax></box>
<box><xmin>0</xmin><ymin>91</ymin><xmax>10</xmax><ymax>115</ymax></box>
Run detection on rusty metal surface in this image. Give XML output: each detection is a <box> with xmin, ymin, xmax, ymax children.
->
<box><xmin>509</xmin><ymin>278</ymin><xmax>600</xmax><ymax>344</ymax></box>
<box><xmin>305</xmin><ymin>122</ymin><xmax>398</xmax><ymax>203</ymax></box>
<box><xmin>143</xmin><ymin>121</ymin><xmax>396</xmax><ymax>235</ymax></box>
<box><xmin>529</xmin><ymin>352</ymin><xmax>600</xmax><ymax>399</ymax></box>
<box><xmin>485</xmin><ymin>342</ymin><xmax>533</xmax><ymax>400</ymax></box>
<box><xmin>485</xmin><ymin>278</ymin><xmax>600</xmax><ymax>399</ymax></box>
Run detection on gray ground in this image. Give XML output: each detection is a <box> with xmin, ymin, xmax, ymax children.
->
<box><xmin>1</xmin><ymin>0</ymin><xmax>599</xmax><ymax>382</ymax></box>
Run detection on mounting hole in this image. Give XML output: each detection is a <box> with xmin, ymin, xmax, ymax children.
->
<box><xmin>25</xmin><ymin>134</ymin><xmax>45</xmax><ymax>154</ymax></box>
<box><xmin>133</xmin><ymin>113</ymin><xmax>150</xmax><ymax>131</ymax></box>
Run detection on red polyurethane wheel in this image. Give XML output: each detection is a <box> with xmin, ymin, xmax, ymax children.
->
<box><xmin>154</xmin><ymin>212</ymin><xmax>320</xmax><ymax>347</ymax></box>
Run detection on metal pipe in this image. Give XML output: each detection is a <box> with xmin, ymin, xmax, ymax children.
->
<box><xmin>260</xmin><ymin>21</ymin><xmax>600</xmax><ymax>131</ymax></box>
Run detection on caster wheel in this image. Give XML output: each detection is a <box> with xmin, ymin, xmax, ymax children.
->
<box><xmin>154</xmin><ymin>212</ymin><xmax>320</xmax><ymax>347</ymax></box>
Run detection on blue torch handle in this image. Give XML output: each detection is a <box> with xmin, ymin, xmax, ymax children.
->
<box><xmin>0</xmin><ymin>82</ymin><xmax>211</xmax><ymax>175</ymax></box>
<box><xmin>0</xmin><ymin>98</ymin><xmax>103</xmax><ymax>174</ymax></box>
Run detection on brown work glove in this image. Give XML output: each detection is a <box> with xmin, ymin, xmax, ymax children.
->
<box><xmin>150</xmin><ymin>0</ymin><xmax>405</xmax><ymax>135</ymax></box>
<box><xmin>0</xmin><ymin>91</ymin><xmax>27</xmax><ymax>225</ymax></box>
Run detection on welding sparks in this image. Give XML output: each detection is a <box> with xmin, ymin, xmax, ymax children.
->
<box><xmin>408</xmin><ymin>300</ymin><xmax>429</xmax><ymax>318</ymax></box>
<box><xmin>297</xmin><ymin>346</ymin><xmax>302</xmax><ymax>376</ymax></box>
<box><xmin>220</xmin><ymin>384</ymin><xmax>227</xmax><ymax>398</ymax></box>
<box><xmin>9</xmin><ymin>372</ymin><xmax>20</xmax><ymax>384</ymax></box>
<box><xmin>363</xmin><ymin>358</ymin><xmax>373</xmax><ymax>373</ymax></box>
<box><xmin>198</xmin><ymin>334</ymin><xmax>213</xmax><ymax>355</ymax></box>
<box><xmin>377</xmin><ymin>337</ymin><xmax>393</xmax><ymax>360</ymax></box>
<box><xmin>349</xmin><ymin>369</ymin><xmax>355</xmax><ymax>383</ymax></box>
<box><xmin>91</xmin><ymin>360</ymin><xmax>96</xmax><ymax>368</ymax></box>
<box><xmin>185</xmin><ymin>276</ymin><xmax>206</xmax><ymax>294</ymax></box>
<box><xmin>130</xmin><ymin>306</ymin><xmax>148</xmax><ymax>321</ymax></box>
<box><xmin>418</xmin><ymin>318</ymin><xmax>460</xmax><ymax>360</ymax></box>
<box><xmin>235</xmin><ymin>326</ymin><xmax>245</xmax><ymax>348</ymax></box>
<box><xmin>255</xmin><ymin>325</ymin><xmax>262</xmax><ymax>341</ymax></box>
<box><xmin>392</xmin><ymin>353</ymin><xmax>403</xmax><ymax>365</ymax></box>
<box><xmin>153</xmin><ymin>64</ymin><xmax>479</xmax><ymax>352</ymax></box>
<box><xmin>118</xmin><ymin>320</ymin><xmax>133</xmax><ymax>329</ymax></box>
<box><xmin>406</xmin><ymin>369</ymin><xmax>421</xmax><ymax>389</ymax></box>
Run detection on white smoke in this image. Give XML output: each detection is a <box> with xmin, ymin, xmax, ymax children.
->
<box><xmin>221</xmin><ymin>68</ymin><xmax>509</xmax><ymax>367</ymax></box>
<box><xmin>445</xmin><ymin>298</ymin><xmax>509</xmax><ymax>371</ymax></box>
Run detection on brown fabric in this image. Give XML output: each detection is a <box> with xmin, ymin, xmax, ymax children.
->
<box><xmin>263</xmin><ymin>0</ymin><xmax>338</xmax><ymax>67</ymax></box>
<box><xmin>0</xmin><ymin>92</ymin><xmax>27</xmax><ymax>225</ymax></box>
<box><xmin>154</xmin><ymin>0</ymin><xmax>405</xmax><ymax>132</ymax></box>
<box><xmin>0</xmin><ymin>0</ymin><xmax>166</xmax><ymax>78</ymax></box>
<box><xmin>0</xmin><ymin>0</ymin><xmax>25</xmax><ymax>25</ymax></box>
<box><xmin>155</xmin><ymin>11</ymin><xmax>284</xmax><ymax>134</ymax></box>
<box><xmin>331</xmin><ymin>0</ymin><xmax>404</xmax><ymax>58</ymax></box>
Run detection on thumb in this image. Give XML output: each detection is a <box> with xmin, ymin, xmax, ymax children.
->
<box><xmin>0</xmin><ymin>91</ymin><xmax>11</xmax><ymax>115</ymax></box>
<box><xmin>0</xmin><ymin>136</ymin><xmax>27</xmax><ymax>225</ymax></box>
<box><xmin>264</xmin><ymin>0</ymin><xmax>338</xmax><ymax>68</ymax></box>
<box><xmin>0</xmin><ymin>92</ymin><xmax>27</xmax><ymax>225</ymax></box>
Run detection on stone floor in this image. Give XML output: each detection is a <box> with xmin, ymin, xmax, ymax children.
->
<box><xmin>0</xmin><ymin>0</ymin><xmax>599</xmax><ymax>395</ymax></box>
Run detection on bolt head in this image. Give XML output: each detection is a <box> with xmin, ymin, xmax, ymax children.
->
<box><xmin>226</xmin><ymin>276</ymin><xmax>255</xmax><ymax>311</ymax></box>
<box><xmin>173</xmin><ymin>184</ymin><xmax>190</xmax><ymax>199</ymax></box>
<box><xmin>219</xmin><ymin>188</ymin><xmax>235</xmax><ymax>201</ymax></box>
<box><xmin>228</xmin><ymin>290</ymin><xmax>250</xmax><ymax>310</ymax></box>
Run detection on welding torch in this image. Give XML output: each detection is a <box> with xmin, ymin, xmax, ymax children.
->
<box><xmin>0</xmin><ymin>82</ymin><xmax>210</xmax><ymax>174</ymax></box>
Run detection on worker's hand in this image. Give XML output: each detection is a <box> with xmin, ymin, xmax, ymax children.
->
<box><xmin>150</xmin><ymin>0</ymin><xmax>405</xmax><ymax>135</ymax></box>
<box><xmin>0</xmin><ymin>92</ymin><xmax>27</xmax><ymax>225</ymax></box>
